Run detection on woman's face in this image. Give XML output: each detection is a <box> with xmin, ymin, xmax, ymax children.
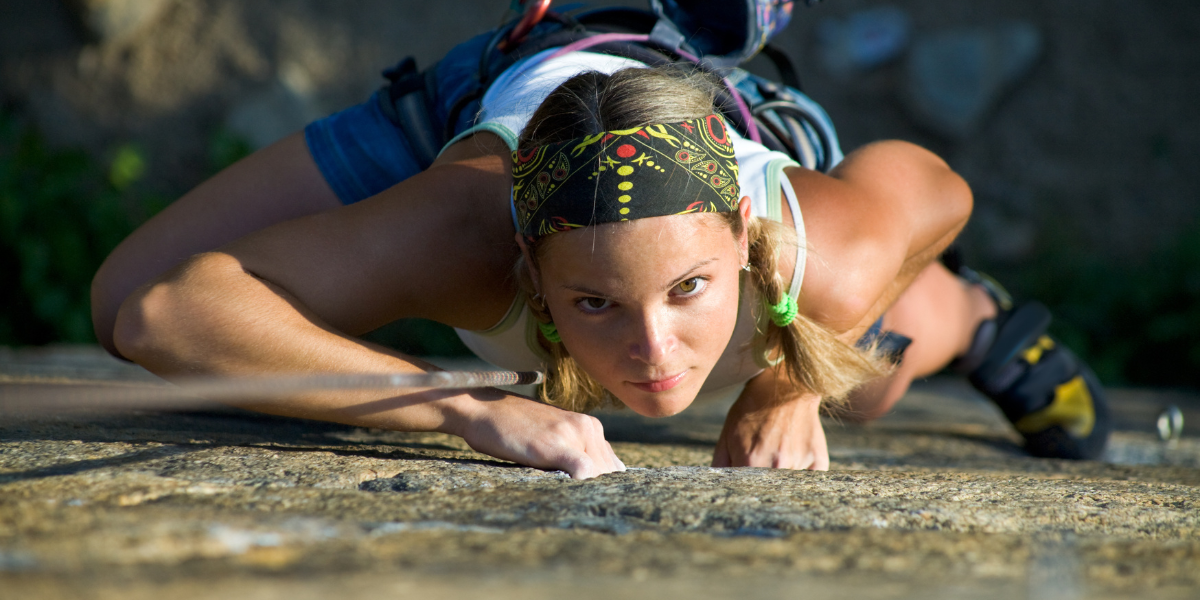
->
<box><xmin>534</xmin><ymin>202</ymin><xmax>749</xmax><ymax>417</ymax></box>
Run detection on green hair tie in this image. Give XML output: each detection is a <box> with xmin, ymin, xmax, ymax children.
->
<box><xmin>538</xmin><ymin>321</ymin><xmax>562</xmax><ymax>344</ymax></box>
<box><xmin>767</xmin><ymin>294</ymin><xmax>799</xmax><ymax>328</ymax></box>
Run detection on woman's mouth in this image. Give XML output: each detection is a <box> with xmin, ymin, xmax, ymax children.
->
<box><xmin>629</xmin><ymin>370</ymin><xmax>687</xmax><ymax>393</ymax></box>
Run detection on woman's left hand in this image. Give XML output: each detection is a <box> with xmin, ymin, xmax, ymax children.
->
<box><xmin>711</xmin><ymin>370</ymin><xmax>829</xmax><ymax>470</ymax></box>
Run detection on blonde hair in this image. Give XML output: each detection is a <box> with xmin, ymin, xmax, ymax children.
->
<box><xmin>515</xmin><ymin>66</ymin><xmax>888</xmax><ymax>412</ymax></box>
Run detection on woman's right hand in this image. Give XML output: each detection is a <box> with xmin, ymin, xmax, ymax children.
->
<box><xmin>453</xmin><ymin>395</ymin><xmax>625</xmax><ymax>479</ymax></box>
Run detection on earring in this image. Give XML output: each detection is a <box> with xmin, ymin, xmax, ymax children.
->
<box><xmin>741</xmin><ymin>264</ymin><xmax>752</xmax><ymax>272</ymax></box>
<box><xmin>538</xmin><ymin>320</ymin><xmax>562</xmax><ymax>344</ymax></box>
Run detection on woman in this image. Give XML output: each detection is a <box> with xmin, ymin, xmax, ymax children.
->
<box><xmin>91</xmin><ymin>33</ymin><xmax>1106</xmax><ymax>478</ymax></box>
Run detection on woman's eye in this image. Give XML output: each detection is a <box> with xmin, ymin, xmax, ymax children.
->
<box><xmin>674</xmin><ymin>277</ymin><xmax>706</xmax><ymax>296</ymax></box>
<box><xmin>577</xmin><ymin>297</ymin><xmax>612</xmax><ymax>312</ymax></box>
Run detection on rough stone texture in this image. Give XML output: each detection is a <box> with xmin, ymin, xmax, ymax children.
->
<box><xmin>2</xmin><ymin>4</ymin><xmax>1195</xmax><ymax>595</ymax></box>
<box><xmin>2</xmin><ymin>346</ymin><xmax>1199</xmax><ymax>598</ymax></box>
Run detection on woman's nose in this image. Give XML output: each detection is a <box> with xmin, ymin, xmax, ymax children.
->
<box><xmin>628</xmin><ymin>310</ymin><xmax>678</xmax><ymax>365</ymax></box>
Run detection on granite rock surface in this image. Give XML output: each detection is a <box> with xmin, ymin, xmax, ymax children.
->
<box><xmin>2</xmin><ymin>346</ymin><xmax>1199</xmax><ymax>599</ymax></box>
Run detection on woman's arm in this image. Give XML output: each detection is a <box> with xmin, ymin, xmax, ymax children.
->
<box><xmin>714</xmin><ymin>140</ymin><xmax>973</xmax><ymax>469</ymax></box>
<box><xmin>792</xmin><ymin>140</ymin><xmax>973</xmax><ymax>338</ymax></box>
<box><xmin>92</xmin><ymin>133</ymin><xmax>343</xmax><ymax>357</ymax></box>
<box><xmin>712</xmin><ymin>366</ymin><xmax>828</xmax><ymax>470</ymax></box>
<box><xmin>113</xmin><ymin>134</ymin><xmax>624</xmax><ymax>478</ymax></box>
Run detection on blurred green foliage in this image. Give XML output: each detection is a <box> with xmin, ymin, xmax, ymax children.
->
<box><xmin>362</xmin><ymin>318</ymin><xmax>471</xmax><ymax>357</ymax></box>
<box><xmin>0</xmin><ymin>112</ymin><xmax>166</xmax><ymax>345</ymax></box>
<box><xmin>1000</xmin><ymin>226</ymin><xmax>1200</xmax><ymax>389</ymax></box>
<box><xmin>109</xmin><ymin>144</ymin><xmax>147</xmax><ymax>191</ymax></box>
<box><xmin>206</xmin><ymin>129</ymin><xmax>253</xmax><ymax>177</ymax></box>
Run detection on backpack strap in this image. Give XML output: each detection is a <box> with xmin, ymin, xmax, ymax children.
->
<box><xmin>377</xmin><ymin>57</ymin><xmax>445</xmax><ymax>170</ymax></box>
<box><xmin>375</xmin><ymin>6</ymin><xmax>839</xmax><ymax>172</ymax></box>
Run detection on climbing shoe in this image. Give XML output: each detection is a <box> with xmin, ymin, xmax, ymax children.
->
<box><xmin>949</xmin><ymin>268</ymin><xmax>1111</xmax><ymax>460</ymax></box>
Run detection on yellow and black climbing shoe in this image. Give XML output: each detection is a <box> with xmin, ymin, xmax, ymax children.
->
<box><xmin>949</xmin><ymin>269</ymin><xmax>1111</xmax><ymax>460</ymax></box>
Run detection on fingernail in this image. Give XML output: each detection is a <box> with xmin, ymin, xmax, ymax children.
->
<box><xmin>616</xmin><ymin>458</ymin><xmax>627</xmax><ymax>471</ymax></box>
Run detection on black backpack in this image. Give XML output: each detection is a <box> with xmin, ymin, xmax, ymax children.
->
<box><xmin>378</xmin><ymin>3</ymin><xmax>837</xmax><ymax>173</ymax></box>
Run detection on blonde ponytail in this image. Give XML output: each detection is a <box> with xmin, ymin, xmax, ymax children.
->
<box><xmin>738</xmin><ymin>214</ymin><xmax>891</xmax><ymax>407</ymax></box>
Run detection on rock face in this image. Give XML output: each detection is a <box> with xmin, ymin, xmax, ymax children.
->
<box><xmin>901</xmin><ymin>22</ymin><xmax>1043</xmax><ymax>139</ymax></box>
<box><xmin>2</xmin><ymin>346</ymin><xmax>1200</xmax><ymax>598</ymax></box>
<box><xmin>73</xmin><ymin>0</ymin><xmax>172</xmax><ymax>42</ymax></box>
<box><xmin>1</xmin><ymin>0</ymin><xmax>529</xmax><ymax>186</ymax></box>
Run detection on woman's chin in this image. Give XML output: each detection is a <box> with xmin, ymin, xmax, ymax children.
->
<box><xmin>616</xmin><ymin>385</ymin><xmax>698</xmax><ymax>418</ymax></box>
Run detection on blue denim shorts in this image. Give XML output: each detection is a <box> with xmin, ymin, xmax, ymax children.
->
<box><xmin>304</xmin><ymin>30</ymin><xmax>494</xmax><ymax>205</ymax></box>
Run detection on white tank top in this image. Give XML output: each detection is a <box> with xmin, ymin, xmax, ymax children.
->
<box><xmin>443</xmin><ymin>49</ymin><xmax>806</xmax><ymax>405</ymax></box>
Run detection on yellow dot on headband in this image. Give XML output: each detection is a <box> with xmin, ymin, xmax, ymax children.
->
<box><xmin>619</xmin><ymin>207</ymin><xmax>630</xmax><ymax>215</ymax></box>
<box><xmin>618</xmin><ymin>181</ymin><xmax>633</xmax><ymax>191</ymax></box>
<box><xmin>618</xmin><ymin>195</ymin><xmax>631</xmax><ymax>203</ymax></box>
<box><xmin>617</xmin><ymin>166</ymin><xmax>634</xmax><ymax>176</ymax></box>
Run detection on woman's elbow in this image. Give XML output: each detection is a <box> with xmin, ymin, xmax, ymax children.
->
<box><xmin>92</xmin><ymin>254</ymin><xmax>148</xmax><ymax>358</ymax></box>
<box><xmin>112</xmin><ymin>253</ymin><xmax>238</xmax><ymax>368</ymax></box>
<box><xmin>903</xmin><ymin>149</ymin><xmax>973</xmax><ymax>246</ymax></box>
<box><xmin>91</xmin><ymin>266</ymin><xmax>125</xmax><ymax>358</ymax></box>
<box><xmin>111</xmin><ymin>279</ymin><xmax>171</xmax><ymax>365</ymax></box>
<box><xmin>943</xmin><ymin>169</ymin><xmax>974</xmax><ymax>231</ymax></box>
<box><xmin>891</xmin><ymin>141</ymin><xmax>974</xmax><ymax>231</ymax></box>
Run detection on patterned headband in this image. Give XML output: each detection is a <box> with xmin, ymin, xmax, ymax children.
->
<box><xmin>512</xmin><ymin>115</ymin><xmax>741</xmax><ymax>240</ymax></box>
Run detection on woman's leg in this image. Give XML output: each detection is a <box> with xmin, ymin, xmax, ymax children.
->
<box><xmin>844</xmin><ymin>261</ymin><xmax>996</xmax><ymax>421</ymax></box>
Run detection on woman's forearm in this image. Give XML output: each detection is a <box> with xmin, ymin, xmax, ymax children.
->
<box><xmin>112</xmin><ymin>251</ymin><xmax>496</xmax><ymax>435</ymax></box>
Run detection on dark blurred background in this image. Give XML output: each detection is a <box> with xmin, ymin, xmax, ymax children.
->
<box><xmin>1</xmin><ymin>0</ymin><xmax>1197</xmax><ymax>388</ymax></box>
